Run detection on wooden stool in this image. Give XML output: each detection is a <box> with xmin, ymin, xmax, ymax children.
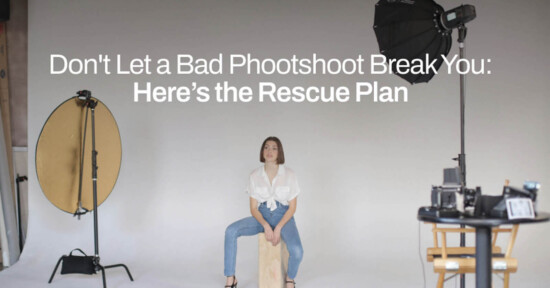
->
<box><xmin>258</xmin><ymin>233</ymin><xmax>289</xmax><ymax>288</ymax></box>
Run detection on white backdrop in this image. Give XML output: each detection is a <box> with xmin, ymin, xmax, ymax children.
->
<box><xmin>2</xmin><ymin>0</ymin><xmax>550</xmax><ymax>287</ymax></box>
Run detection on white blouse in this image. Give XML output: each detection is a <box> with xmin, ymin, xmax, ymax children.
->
<box><xmin>246</xmin><ymin>165</ymin><xmax>301</xmax><ymax>211</ymax></box>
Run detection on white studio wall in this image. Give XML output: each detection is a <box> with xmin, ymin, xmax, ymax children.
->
<box><xmin>1</xmin><ymin>0</ymin><xmax>549</xmax><ymax>287</ymax></box>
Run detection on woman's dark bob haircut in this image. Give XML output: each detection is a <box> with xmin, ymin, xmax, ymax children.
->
<box><xmin>260</xmin><ymin>136</ymin><xmax>285</xmax><ymax>164</ymax></box>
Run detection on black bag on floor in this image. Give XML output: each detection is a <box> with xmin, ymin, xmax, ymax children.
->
<box><xmin>60</xmin><ymin>249</ymin><xmax>96</xmax><ymax>275</ymax></box>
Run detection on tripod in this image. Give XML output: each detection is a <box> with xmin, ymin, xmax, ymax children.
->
<box><xmin>48</xmin><ymin>91</ymin><xmax>133</xmax><ymax>288</ymax></box>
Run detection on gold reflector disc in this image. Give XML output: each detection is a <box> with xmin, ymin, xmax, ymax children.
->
<box><xmin>36</xmin><ymin>97</ymin><xmax>121</xmax><ymax>214</ymax></box>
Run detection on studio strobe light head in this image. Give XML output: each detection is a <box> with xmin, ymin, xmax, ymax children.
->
<box><xmin>441</xmin><ymin>4</ymin><xmax>477</xmax><ymax>30</ymax></box>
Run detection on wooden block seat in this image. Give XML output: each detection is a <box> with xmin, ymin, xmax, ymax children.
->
<box><xmin>258</xmin><ymin>233</ymin><xmax>289</xmax><ymax>288</ymax></box>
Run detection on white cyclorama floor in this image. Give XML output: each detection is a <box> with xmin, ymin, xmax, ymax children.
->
<box><xmin>2</xmin><ymin>234</ymin><xmax>548</xmax><ymax>288</ymax></box>
<box><xmin>0</xmin><ymin>247</ymin><xmax>419</xmax><ymax>288</ymax></box>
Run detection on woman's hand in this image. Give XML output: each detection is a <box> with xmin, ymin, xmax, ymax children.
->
<box><xmin>263</xmin><ymin>224</ymin><xmax>274</xmax><ymax>242</ymax></box>
<box><xmin>272</xmin><ymin>226</ymin><xmax>282</xmax><ymax>246</ymax></box>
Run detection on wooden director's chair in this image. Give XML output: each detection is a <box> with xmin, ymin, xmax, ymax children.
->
<box><xmin>427</xmin><ymin>223</ymin><xmax>519</xmax><ymax>288</ymax></box>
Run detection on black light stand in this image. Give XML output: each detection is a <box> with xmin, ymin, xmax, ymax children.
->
<box><xmin>48</xmin><ymin>91</ymin><xmax>133</xmax><ymax>288</ymax></box>
<box><xmin>457</xmin><ymin>25</ymin><xmax>467</xmax><ymax>189</ymax></box>
<box><xmin>457</xmin><ymin>25</ymin><xmax>467</xmax><ymax>288</ymax></box>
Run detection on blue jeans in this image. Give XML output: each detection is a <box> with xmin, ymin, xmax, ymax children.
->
<box><xmin>224</xmin><ymin>202</ymin><xmax>303</xmax><ymax>279</ymax></box>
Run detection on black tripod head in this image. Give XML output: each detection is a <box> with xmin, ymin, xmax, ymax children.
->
<box><xmin>77</xmin><ymin>90</ymin><xmax>98</xmax><ymax>108</ymax></box>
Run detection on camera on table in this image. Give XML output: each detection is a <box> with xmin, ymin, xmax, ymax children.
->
<box><xmin>431</xmin><ymin>167</ymin><xmax>480</xmax><ymax>216</ymax></box>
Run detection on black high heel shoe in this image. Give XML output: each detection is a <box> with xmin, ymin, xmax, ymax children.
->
<box><xmin>285</xmin><ymin>279</ymin><xmax>296</xmax><ymax>288</ymax></box>
<box><xmin>225</xmin><ymin>276</ymin><xmax>238</xmax><ymax>288</ymax></box>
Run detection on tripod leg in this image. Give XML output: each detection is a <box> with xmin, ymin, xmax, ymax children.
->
<box><xmin>104</xmin><ymin>264</ymin><xmax>134</xmax><ymax>281</ymax></box>
<box><xmin>99</xmin><ymin>265</ymin><xmax>107</xmax><ymax>288</ymax></box>
<box><xmin>48</xmin><ymin>256</ymin><xmax>64</xmax><ymax>283</ymax></box>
